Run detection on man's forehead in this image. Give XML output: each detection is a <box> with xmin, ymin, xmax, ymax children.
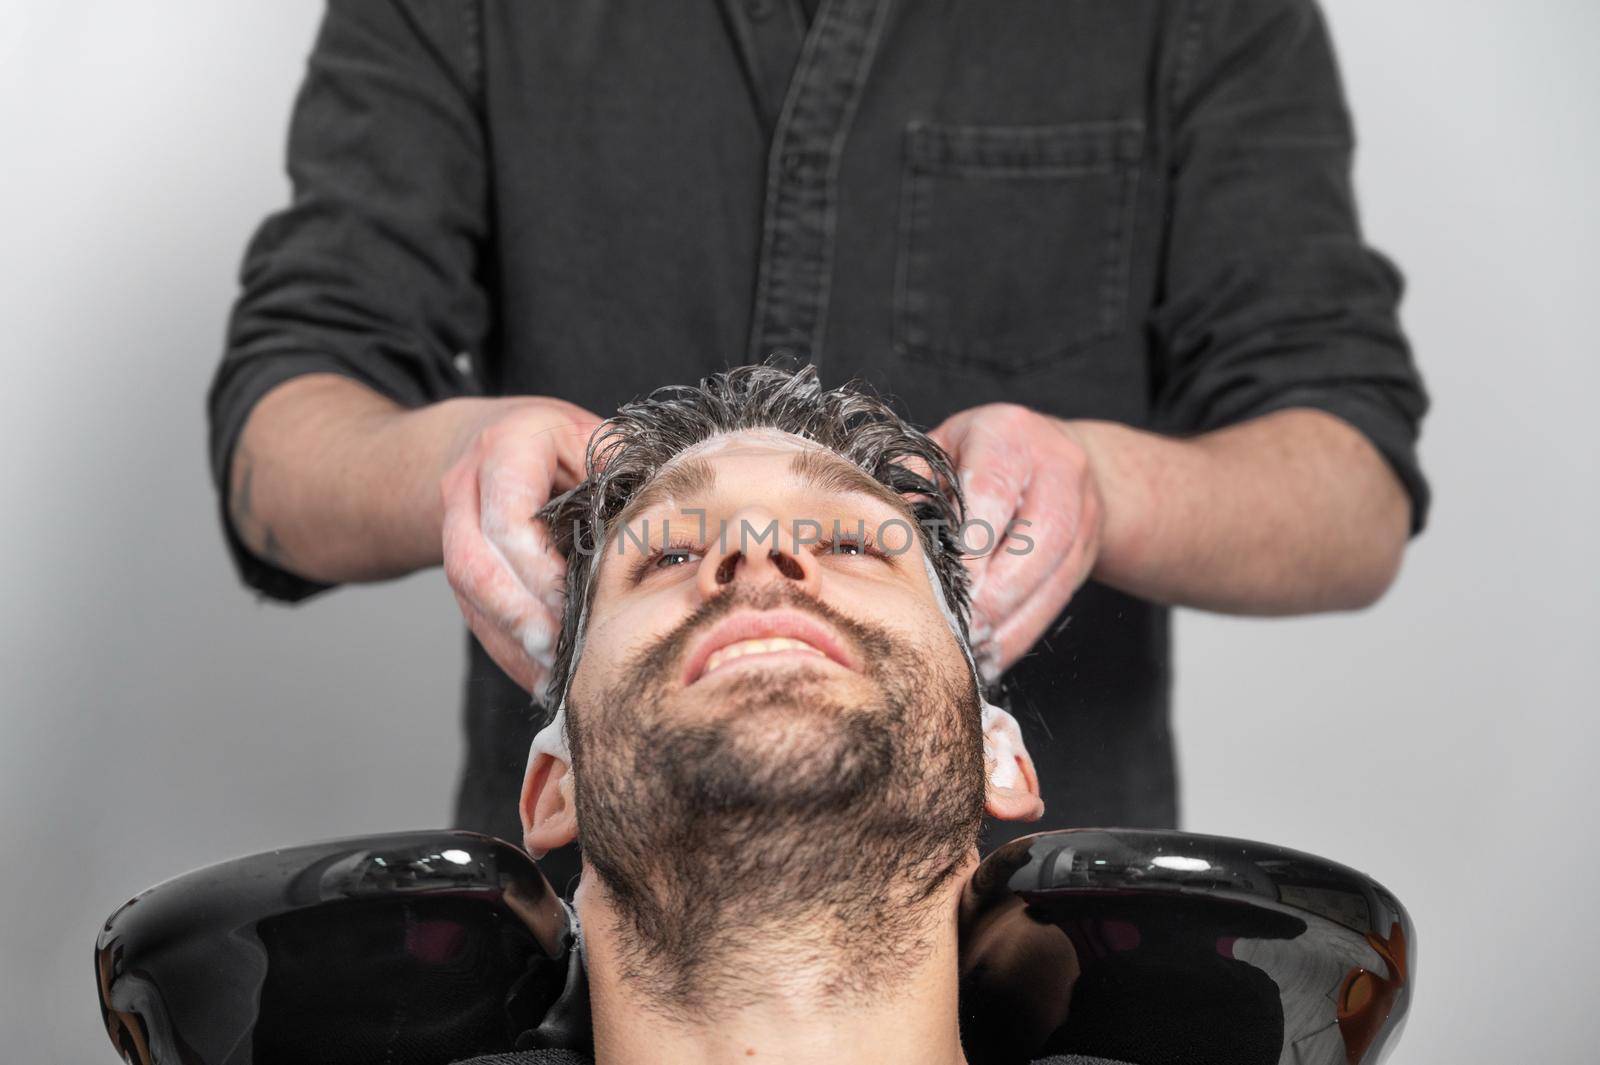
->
<box><xmin>612</xmin><ymin>429</ymin><xmax>914</xmax><ymax>529</ymax></box>
<box><xmin>670</xmin><ymin>427</ymin><xmax>819</xmax><ymax>463</ymax></box>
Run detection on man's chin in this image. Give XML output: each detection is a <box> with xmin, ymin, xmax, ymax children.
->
<box><xmin>674</xmin><ymin>660</ymin><xmax>878</xmax><ymax>722</ymax></box>
<box><xmin>683</xmin><ymin>691</ymin><xmax>873</xmax><ymax>761</ymax></box>
<box><xmin>712</xmin><ymin>697</ymin><xmax>857</xmax><ymax>751</ymax></box>
<box><xmin>650</xmin><ymin>673</ymin><xmax>895</xmax><ymax>813</ymax></box>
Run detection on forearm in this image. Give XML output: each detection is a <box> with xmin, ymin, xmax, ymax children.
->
<box><xmin>227</xmin><ymin>374</ymin><xmax>482</xmax><ymax>584</ymax></box>
<box><xmin>1071</xmin><ymin>408</ymin><xmax>1412</xmax><ymax>614</ymax></box>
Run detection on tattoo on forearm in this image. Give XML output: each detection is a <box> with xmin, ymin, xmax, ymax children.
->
<box><xmin>231</xmin><ymin>444</ymin><xmax>286</xmax><ymax>566</ymax></box>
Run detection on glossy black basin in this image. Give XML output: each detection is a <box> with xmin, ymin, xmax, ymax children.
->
<box><xmin>959</xmin><ymin>829</ymin><xmax>1413</xmax><ymax>1065</ymax></box>
<box><xmin>95</xmin><ymin>828</ymin><xmax>1412</xmax><ymax>1065</ymax></box>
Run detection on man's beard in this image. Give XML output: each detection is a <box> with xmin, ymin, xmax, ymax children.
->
<box><xmin>567</xmin><ymin>582</ymin><xmax>986</xmax><ymax>1018</ymax></box>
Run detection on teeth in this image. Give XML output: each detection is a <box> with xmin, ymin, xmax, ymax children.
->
<box><xmin>703</xmin><ymin>637</ymin><xmax>826</xmax><ymax>675</ymax></box>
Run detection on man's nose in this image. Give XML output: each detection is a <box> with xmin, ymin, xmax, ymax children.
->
<box><xmin>696</xmin><ymin>508</ymin><xmax>820</xmax><ymax>599</ymax></box>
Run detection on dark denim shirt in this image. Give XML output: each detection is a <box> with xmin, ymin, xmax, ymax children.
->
<box><xmin>208</xmin><ymin>0</ymin><xmax>1429</xmax><ymax>865</ymax></box>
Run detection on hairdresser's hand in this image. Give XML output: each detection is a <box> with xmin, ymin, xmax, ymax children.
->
<box><xmin>929</xmin><ymin>404</ymin><xmax>1104</xmax><ymax>682</ymax></box>
<box><xmin>440</xmin><ymin>397</ymin><xmax>602</xmax><ymax>696</ymax></box>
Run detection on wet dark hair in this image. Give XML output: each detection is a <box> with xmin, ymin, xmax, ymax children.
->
<box><xmin>537</xmin><ymin>360</ymin><xmax>971</xmax><ymax>713</ymax></box>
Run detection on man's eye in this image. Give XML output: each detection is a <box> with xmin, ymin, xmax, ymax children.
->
<box><xmin>656</xmin><ymin>548</ymin><xmax>700</xmax><ymax>569</ymax></box>
<box><xmin>819</xmin><ymin>536</ymin><xmax>879</xmax><ymax>558</ymax></box>
<box><xmin>626</xmin><ymin>544</ymin><xmax>703</xmax><ymax>585</ymax></box>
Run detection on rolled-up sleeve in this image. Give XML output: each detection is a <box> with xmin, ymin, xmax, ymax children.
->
<box><xmin>1150</xmin><ymin>0</ymin><xmax>1430</xmax><ymax>531</ymax></box>
<box><xmin>207</xmin><ymin>0</ymin><xmax>489</xmax><ymax>600</ymax></box>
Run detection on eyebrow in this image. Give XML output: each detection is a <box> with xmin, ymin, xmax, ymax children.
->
<box><xmin>609</xmin><ymin>446</ymin><xmax>915</xmax><ymax>539</ymax></box>
<box><xmin>787</xmin><ymin>448</ymin><xmax>917</xmax><ymax>521</ymax></box>
<box><xmin>613</xmin><ymin>457</ymin><xmax>718</xmax><ymax>533</ymax></box>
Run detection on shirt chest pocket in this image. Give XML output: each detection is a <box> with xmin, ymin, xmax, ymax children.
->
<box><xmin>893</xmin><ymin>120</ymin><xmax>1145</xmax><ymax>376</ymax></box>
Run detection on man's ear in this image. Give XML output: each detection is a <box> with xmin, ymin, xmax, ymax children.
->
<box><xmin>982</xmin><ymin>705</ymin><xmax>1045</xmax><ymax>823</ymax></box>
<box><xmin>519</xmin><ymin>748</ymin><xmax>578</xmax><ymax>859</ymax></box>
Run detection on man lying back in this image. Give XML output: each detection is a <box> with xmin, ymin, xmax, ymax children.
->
<box><xmin>456</xmin><ymin>363</ymin><xmax>1107</xmax><ymax>1065</ymax></box>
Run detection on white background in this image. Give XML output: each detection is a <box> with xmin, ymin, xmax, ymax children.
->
<box><xmin>1</xmin><ymin>1</ymin><xmax>1595</xmax><ymax>1060</ymax></box>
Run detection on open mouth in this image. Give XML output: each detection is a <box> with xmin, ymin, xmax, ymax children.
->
<box><xmin>683</xmin><ymin>610</ymin><xmax>857</xmax><ymax>686</ymax></box>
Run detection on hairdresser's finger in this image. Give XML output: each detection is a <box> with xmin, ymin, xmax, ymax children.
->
<box><xmin>969</xmin><ymin>430</ymin><xmax>1086</xmax><ymax>625</ymax></box>
<box><xmin>889</xmin><ymin>448</ymin><xmax>939</xmax><ymax>491</ymax></box>
<box><xmin>478</xmin><ymin>430</ymin><xmax>567</xmax><ymax>618</ymax></box>
<box><xmin>442</xmin><ymin>462</ymin><xmax>559</xmax><ymax>692</ymax></box>
<box><xmin>479</xmin><ymin>400</ymin><xmax>600</xmax><ymax>596</ymax></box>
<box><xmin>928</xmin><ymin>407</ymin><xmax>1020</xmax><ymax>603</ymax></box>
<box><xmin>930</xmin><ymin>406</ymin><xmax>1033</xmax><ymax>628</ymax></box>
<box><xmin>984</xmin><ymin>476</ymin><xmax>1103</xmax><ymax>676</ymax></box>
<box><xmin>452</xmin><ymin>587</ymin><xmax>550</xmax><ymax>696</ymax></box>
<box><xmin>541</xmin><ymin>403</ymin><xmax>605</xmax><ymax>484</ymax></box>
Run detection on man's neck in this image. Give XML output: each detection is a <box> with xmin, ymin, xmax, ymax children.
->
<box><xmin>573</xmin><ymin>871</ymin><xmax>973</xmax><ymax>1065</ymax></box>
